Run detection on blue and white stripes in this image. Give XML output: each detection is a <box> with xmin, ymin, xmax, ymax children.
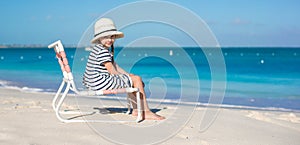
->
<box><xmin>83</xmin><ymin>44</ymin><xmax>132</xmax><ymax>91</ymax></box>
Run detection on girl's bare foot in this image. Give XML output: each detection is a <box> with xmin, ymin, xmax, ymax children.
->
<box><xmin>143</xmin><ymin>111</ymin><xmax>165</xmax><ymax>120</ymax></box>
<box><xmin>131</xmin><ymin>109</ymin><xmax>138</xmax><ymax>116</ymax></box>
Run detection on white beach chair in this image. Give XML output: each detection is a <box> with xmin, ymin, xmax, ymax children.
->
<box><xmin>48</xmin><ymin>40</ymin><xmax>142</xmax><ymax>123</ymax></box>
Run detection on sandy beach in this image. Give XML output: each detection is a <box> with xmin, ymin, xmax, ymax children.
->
<box><xmin>0</xmin><ymin>87</ymin><xmax>299</xmax><ymax>145</ymax></box>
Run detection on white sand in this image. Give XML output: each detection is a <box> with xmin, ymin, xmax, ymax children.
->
<box><xmin>0</xmin><ymin>88</ymin><xmax>299</xmax><ymax>145</ymax></box>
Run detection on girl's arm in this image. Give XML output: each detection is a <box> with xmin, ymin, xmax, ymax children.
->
<box><xmin>114</xmin><ymin>63</ymin><xmax>129</xmax><ymax>75</ymax></box>
<box><xmin>104</xmin><ymin>62</ymin><xmax>120</xmax><ymax>75</ymax></box>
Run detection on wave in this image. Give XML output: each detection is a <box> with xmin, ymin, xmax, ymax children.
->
<box><xmin>0</xmin><ymin>80</ymin><xmax>55</xmax><ymax>94</ymax></box>
<box><xmin>1</xmin><ymin>80</ymin><xmax>299</xmax><ymax>112</ymax></box>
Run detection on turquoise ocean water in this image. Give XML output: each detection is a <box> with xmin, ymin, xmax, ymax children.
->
<box><xmin>0</xmin><ymin>47</ymin><xmax>300</xmax><ymax>111</ymax></box>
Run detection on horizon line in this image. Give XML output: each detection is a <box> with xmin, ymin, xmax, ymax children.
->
<box><xmin>1</xmin><ymin>44</ymin><xmax>300</xmax><ymax>48</ymax></box>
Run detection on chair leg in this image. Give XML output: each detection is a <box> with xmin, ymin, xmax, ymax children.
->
<box><xmin>136</xmin><ymin>91</ymin><xmax>143</xmax><ymax>123</ymax></box>
<box><xmin>54</xmin><ymin>82</ymin><xmax>138</xmax><ymax>123</ymax></box>
<box><xmin>55</xmin><ymin>82</ymin><xmax>72</xmax><ymax>123</ymax></box>
<box><xmin>52</xmin><ymin>80</ymin><xmax>66</xmax><ymax>110</ymax></box>
<box><xmin>54</xmin><ymin>83</ymin><xmax>96</xmax><ymax>123</ymax></box>
<box><xmin>126</xmin><ymin>93</ymin><xmax>131</xmax><ymax>115</ymax></box>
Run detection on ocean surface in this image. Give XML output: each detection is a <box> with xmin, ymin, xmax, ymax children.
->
<box><xmin>0</xmin><ymin>47</ymin><xmax>300</xmax><ymax>111</ymax></box>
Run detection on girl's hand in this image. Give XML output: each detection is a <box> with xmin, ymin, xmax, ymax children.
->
<box><xmin>129</xmin><ymin>74</ymin><xmax>145</xmax><ymax>87</ymax></box>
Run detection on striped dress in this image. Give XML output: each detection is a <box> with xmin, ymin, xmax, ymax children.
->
<box><xmin>83</xmin><ymin>44</ymin><xmax>132</xmax><ymax>91</ymax></box>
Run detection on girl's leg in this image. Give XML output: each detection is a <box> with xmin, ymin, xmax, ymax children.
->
<box><xmin>129</xmin><ymin>74</ymin><xmax>165</xmax><ymax>120</ymax></box>
<box><xmin>127</xmin><ymin>92</ymin><xmax>137</xmax><ymax>110</ymax></box>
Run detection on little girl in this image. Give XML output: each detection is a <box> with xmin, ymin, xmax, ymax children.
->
<box><xmin>83</xmin><ymin>18</ymin><xmax>164</xmax><ymax>120</ymax></box>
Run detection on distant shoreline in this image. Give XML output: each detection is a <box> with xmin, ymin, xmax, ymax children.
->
<box><xmin>1</xmin><ymin>45</ymin><xmax>300</xmax><ymax>49</ymax></box>
<box><xmin>0</xmin><ymin>44</ymin><xmax>77</xmax><ymax>48</ymax></box>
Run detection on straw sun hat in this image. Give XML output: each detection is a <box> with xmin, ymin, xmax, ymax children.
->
<box><xmin>91</xmin><ymin>18</ymin><xmax>124</xmax><ymax>44</ymax></box>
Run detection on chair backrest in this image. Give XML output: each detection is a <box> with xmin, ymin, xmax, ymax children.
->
<box><xmin>48</xmin><ymin>40</ymin><xmax>139</xmax><ymax>97</ymax></box>
<box><xmin>48</xmin><ymin>40</ymin><xmax>73</xmax><ymax>81</ymax></box>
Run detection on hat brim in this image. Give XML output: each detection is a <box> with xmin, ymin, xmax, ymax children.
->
<box><xmin>91</xmin><ymin>31</ymin><xmax>124</xmax><ymax>44</ymax></box>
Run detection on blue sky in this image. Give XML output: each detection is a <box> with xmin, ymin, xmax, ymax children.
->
<box><xmin>0</xmin><ymin>0</ymin><xmax>299</xmax><ymax>47</ymax></box>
